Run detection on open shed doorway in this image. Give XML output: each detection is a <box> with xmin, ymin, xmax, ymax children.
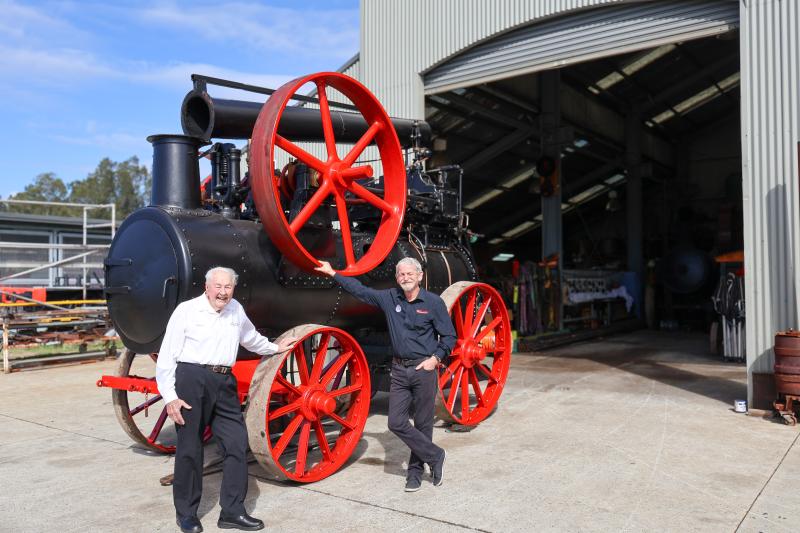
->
<box><xmin>424</xmin><ymin>30</ymin><xmax>743</xmax><ymax>363</ymax></box>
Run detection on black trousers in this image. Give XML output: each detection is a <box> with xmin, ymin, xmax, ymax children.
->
<box><xmin>387</xmin><ymin>361</ymin><xmax>444</xmax><ymax>480</ymax></box>
<box><xmin>173</xmin><ymin>363</ymin><xmax>248</xmax><ymax>519</ymax></box>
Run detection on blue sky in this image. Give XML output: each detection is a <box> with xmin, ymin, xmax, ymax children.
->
<box><xmin>0</xmin><ymin>0</ymin><xmax>360</xmax><ymax>198</ymax></box>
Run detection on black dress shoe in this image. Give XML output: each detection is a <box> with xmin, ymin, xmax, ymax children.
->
<box><xmin>217</xmin><ymin>512</ymin><xmax>265</xmax><ymax>531</ymax></box>
<box><xmin>176</xmin><ymin>515</ymin><xmax>203</xmax><ymax>533</ymax></box>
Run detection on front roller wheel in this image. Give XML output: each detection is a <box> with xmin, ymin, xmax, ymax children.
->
<box><xmin>111</xmin><ymin>349</ymin><xmax>211</xmax><ymax>453</ymax></box>
<box><xmin>436</xmin><ymin>282</ymin><xmax>512</xmax><ymax>425</ymax></box>
<box><xmin>245</xmin><ymin>325</ymin><xmax>371</xmax><ymax>482</ymax></box>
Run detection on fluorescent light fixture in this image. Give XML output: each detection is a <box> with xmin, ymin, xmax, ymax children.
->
<box><xmin>488</xmin><ymin>237</ymin><xmax>504</xmax><ymax>245</ymax></box>
<box><xmin>651</xmin><ymin>71</ymin><xmax>740</xmax><ymax>124</ymax></box>
<box><xmin>464</xmin><ymin>188</ymin><xmax>503</xmax><ymax>209</ymax></box>
<box><xmin>595</xmin><ymin>44</ymin><xmax>677</xmax><ymax>91</ymax></box>
<box><xmin>502</xmin><ymin>220</ymin><xmax>536</xmax><ymax>238</ymax></box>
<box><xmin>573</xmin><ymin>139</ymin><xmax>589</xmax><ymax>148</ymax></box>
<box><xmin>564</xmin><ymin>146</ymin><xmax>575</xmax><ymax>153</ymax></box>
<box><xmin>534</xmin><ymin>214</ymin><xmax>543</xmax><ymax>221</ymax></box>
<box><xmin>500</xmin><ymin>165</ymin><xmax>536</xmax><ymax>188</ymax></box>
<box><xmin>492</xmin><ymin>253</ymin><xmax>515</xmax><ymax>262</ymax></box>
<box><xmin>604</xmin><ymin>173</ymin><xmax>626</xmax><ymax>185</ymax></box>
<box><xmin>568</xmin><ymin>184</ymin><xmax>607</xmax><ymax>205</ymax></box>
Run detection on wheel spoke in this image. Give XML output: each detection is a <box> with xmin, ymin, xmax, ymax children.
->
<box><xmin>288</xmin><ymin>180</ymin><xmax>332</xmax><ymax>235</ymax></box>
<box><xmin>272</xmin><ymin>415</ymin><xmax>304</xmax><ymax>460</ymax></box>
<box><xmin>476</xmin><ymin>362</ymin><xmax>498</xmax><ymax>383</ymax></box>
<box><xmin>476</xmin><ymin>317</ymin><xmax>502</xmax><ymax>343</ymax></box>
<box><xmin>313</xmin><ymin>420</ymin><xmax>332</xmax><ymax>461</ymax></box>
<box><xmin>463</xmin><ymin>290</ymin><xmax>477</xmax><ymax>337</ymax></box>
<box><xmin>446</xmin><ymin>367</ymin><xmax>464</xmax><ymax>411</ymax></box>
<box><xmin>311</xmin><ymin>333</ymin><xmax>331</xmax><ymax>382</ymax></box>
<box><xmin>469</xmin><ymin>297</ymin><xmax>492</xmax><ymax>338</ymax></box>
<box><xmin>468</xmin><ymin>368</ymin><xmax>486</xmax><ymax>407</ymax></box>
<box><xmin>327</xmin><ymin>411</ymin><xmax>355</xmax><ymax>430</ymax></box>
<box><xmin>460</xmin><ymin>367</ymin><xmax>470</xmax><ymax>417</ymax></box>
<box><xmin>320</xmin><ymin>350</ymin><xmax>352</xmax><ymax>385</ymax></box>
<box><xmin>348</xmin><ymin>182</ymin><xmax>394</xmax><ymax>214</ymax></box>
<box><xmin>294</xmin><ymin>421</ymin><xmax>311</xmax><ymax>476</ymax></box>
<box><xmin>452</xmin><ymin>302</ymin><xmax>465</xmax><ymax>338</ymax></box>
<box><xmin>315</xmin><ymin>81</ymin><xmax>338</xmax><ymax>160</ymax></box>
<box><xmin>275</xmin><ymin>373</ymin><xmax>302</xmax><ymax>396</ymax></box>
<box><xmin>147</xmin><ymin>407</ymin><xmax>169</xmax><ymax>443</ymax></box>
<box><xmin>335</xmin><ymin>192</ymin><xmax>357</xmax><ymax>267</ymax></box>
<box><xmin>439</xmin><ymin>359</ymin><xmax>460</xmax><ymax>389</ymax></box>
<box><xmin>130</xmin><ymin>394</ymin><xmax>162</xmax><ymax>417</ymax></box>
<box><xmin>276</xmin><ymin>135</ymin><xmax>327</xmax><ymax>173</ymax></box>
<box><xmin>268</xmin><ymin>399</ymin><xmax>302</xmax><ymax>421</ymax></box>
<box><xmin>294</xmin><ymin>344</ymin><xmax>311</xmax><ymax>385</ymax></box>
<box><xmin>328</xmin><ymin>383</ymin><xmax>362</xmax><ymax>398</ymax></box>
<box><xmin>343</xmin><ymin>121</ymin><xmax>383</xmax><ymax>166</ymax></box>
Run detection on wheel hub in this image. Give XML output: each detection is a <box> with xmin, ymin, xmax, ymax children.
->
<box><xmin>300</xmin><ymin>386</ymin><xmax>337</xmax><ymax>421</ymax></box>
<box><xmin>458</xmin><ymin>338</ymin><xmax>486</xmax><ymax>368</ymax></box>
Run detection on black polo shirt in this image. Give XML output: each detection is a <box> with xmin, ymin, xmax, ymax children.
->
<box><xmin>334</xmin><ymin>274</ymin><xmax>456</xmax><ymax>361</ymax></box>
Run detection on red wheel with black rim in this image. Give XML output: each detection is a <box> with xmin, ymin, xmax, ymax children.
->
<box><xmin>436</xmin><ymin>282</ymin><xmax>512</xmax><ymax>425</ymax></box>
<box><xmin>245</xmin><ymin>325</ymin><xmax>371</xmax><ymax>482</ymax></box>
<box><xmin>111</xmin><ymin>350</ymin><xmax>212</xmax><ymax>453</ymax></box>
<box><xmin>250</xmin><ymin>72</ymin><xmax>406</xmax><ymax>276</ymax></box>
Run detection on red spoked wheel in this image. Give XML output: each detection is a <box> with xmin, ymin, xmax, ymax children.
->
<box><xmin>245</xmin><ymin>325</ymin><xmax>371</xmax><ymax>482</ymax></box>
<box><xmin>250</xmin><ymin>72</ymin><xmax>406</xmax><ymax>276</ymax></box>
<box><xmin>436</xmin><ymin>282</ymin><xmax>512</xmax><ymax>425</ymax></box>
<box><xmin>111</xmin><ymin>350</ymin><xmax>212</xmax><ymax>453</ymax></box>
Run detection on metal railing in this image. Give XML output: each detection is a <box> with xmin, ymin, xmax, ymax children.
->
<box><xmin>0</xmin><ymin>200</ymin><xmax>116</xmax><ymax>299</ymax></box>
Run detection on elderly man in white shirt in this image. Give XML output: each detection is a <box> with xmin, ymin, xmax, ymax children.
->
<box><xmin>156</xmin><ymin>266</ymin><xmax>295</xmax><ymax>533</ymax></box>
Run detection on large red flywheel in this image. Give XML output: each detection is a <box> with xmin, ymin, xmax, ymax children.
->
<box><xmin>436</xmin><ymin>282</ymin><xmax>512</xmax><ymax>425</ymax></box>
<box><xmin>250</xmin><ymin>72</ymin><xmax>406</xmax><ymax>276</ymax></box>
<box><xmin>245</xmin><ymin>325</ymin><xmax>371</xmax><ymax>482</ymax></box>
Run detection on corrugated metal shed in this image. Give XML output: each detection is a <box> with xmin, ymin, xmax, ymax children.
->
<box><xmin>360</xmin><ymin>0</ymin><xmax>624</xmax><ymax>119</ymax></box>
<box><xmin>740</xmin><ymin>0</ymin><xmax>800</xmax><ymax>388</ymax></box>
<box><xmin>351</xmin><ymin>0</ymin><xmax>800</xmax><ymax>402</ymax></box>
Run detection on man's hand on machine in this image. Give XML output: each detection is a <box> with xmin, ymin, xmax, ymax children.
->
<box><xmin>314</xmin><ymin>261</ymin><xmax>336</xmax><ymax>277</ymax></box>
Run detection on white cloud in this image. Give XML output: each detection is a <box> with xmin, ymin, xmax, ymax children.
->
<box><xmin>139</xmin><ymin>2</ymin><xmax>359</xmax><ymax>60</ymax></box>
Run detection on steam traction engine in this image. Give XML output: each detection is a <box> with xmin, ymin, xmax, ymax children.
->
<box><xmin>97</xmin><ymin>73</ymin><xmax>511</xmax><ymax>482</ymax></box>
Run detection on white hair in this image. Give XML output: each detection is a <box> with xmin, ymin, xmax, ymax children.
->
<box><xmin>395</xmin><ymin>257</ymin><xmax>423</xmax><ymax>275</ymax></box>
<box><xmin>205</xmin><ymin>266</ymin><xmax>239</xmax><ymax>285</ymax></box>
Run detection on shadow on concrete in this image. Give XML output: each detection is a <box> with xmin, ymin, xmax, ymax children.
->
<box><xmin>538</xmin><ymin>331</ymin><xmax>747</xmax><ymax>405</ymax></box>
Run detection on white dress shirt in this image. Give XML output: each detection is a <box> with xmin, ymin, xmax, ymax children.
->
<box><xmin>155</xmin><ymin>294</ymin><xmax>280</xmax><ymax>404</ymax></box>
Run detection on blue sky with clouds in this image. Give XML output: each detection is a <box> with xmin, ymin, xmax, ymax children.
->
<box><xmin>0</xmin><ymin>0</ymin><xmax>360</xmax><ymax>198</ymax></box>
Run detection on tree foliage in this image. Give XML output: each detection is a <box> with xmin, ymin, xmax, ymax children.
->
<box><xmin>3</xmin><ymin>157</ymin><xmax>150</xmax><ymax>219</ymax></box>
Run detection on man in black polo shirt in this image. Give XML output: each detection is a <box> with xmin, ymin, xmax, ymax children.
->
<box><xmin>315</xmin><ymin>257</ymin><xmax>456</xmax><ymax>492</ymax></box>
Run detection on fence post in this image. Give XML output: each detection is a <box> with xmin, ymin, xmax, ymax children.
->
<box><xmin>2</xmin><ymin>317</ymin><xmax>9</xmax><ymax>374</ymax></box>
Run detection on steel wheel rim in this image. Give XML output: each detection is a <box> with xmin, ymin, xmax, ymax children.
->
<box><xmin>436</xmin><ymin>282</ymin><xmax>512</xmax><ymax>425</ymax></box>
<box><xmin>250</xmin><ymin>71</ymin><xmax>406</xmax><ymax>276</ymax></box>
<box><xmin>111</xmin><ymin>350</ymin><xmax>212</xmax><ymax>453</ymax></box>
<box><xmin>245</xmin><ymin>325</ymin><xmax>371</xmax><ymax>482</ymax></box>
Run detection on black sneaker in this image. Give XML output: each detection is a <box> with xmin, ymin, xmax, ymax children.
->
<box><xmin>431</xmin><ymin>450</ymin><xmax>446</xmax><ymax>486</ymax></box>
<box><xmin>404</xmin><ymin>476</ymin><xmax>422</xmax><ymax>492</ymax></box>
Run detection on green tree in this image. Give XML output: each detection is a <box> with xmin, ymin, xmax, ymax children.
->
<box><xmin>3</xmin><ymin>172</ymin><xmax>72</xmax><ymax>216</ymax></box>
<box><xmin>69</xmin><ymin>156</ymin><xmax>150</xmax><ymax>218</ymax></box>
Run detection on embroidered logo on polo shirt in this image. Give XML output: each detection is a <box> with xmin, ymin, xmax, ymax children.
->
<box><xmin>416</xmin><ymin>309</ymin><xmax>429</xmax><ymax>314</ymax></box>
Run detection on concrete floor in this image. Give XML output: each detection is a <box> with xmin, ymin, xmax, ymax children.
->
<box><xmin>1</xmin><ymin>330</ymin><xmax>798</xmax><ymax>533</ymax></box>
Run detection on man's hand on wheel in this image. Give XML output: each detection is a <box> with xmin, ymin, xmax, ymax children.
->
<box><xmin>276</xmin><ymin>336</ymin><xmax>298</xmax><ymax>353</ymax></box>
<box><xmin>166</xmin><ymin>398</ymin><xmax>192</xmax><ymax>425</ymax></box>
<box><xmin>314</xmin><ymin>261</ymin><xmax>336</xmax><ymax>277</ymax></box>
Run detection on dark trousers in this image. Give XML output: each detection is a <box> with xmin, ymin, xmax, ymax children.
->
<box><xmin>387</xmin><ymin>361</ymin><xmax>444</xmax><ymax>480</ymax></box>
<box><xmin>173</xmin><ymin>363</ymin><xmax>248</xmax><ymax>519</ymax></box>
